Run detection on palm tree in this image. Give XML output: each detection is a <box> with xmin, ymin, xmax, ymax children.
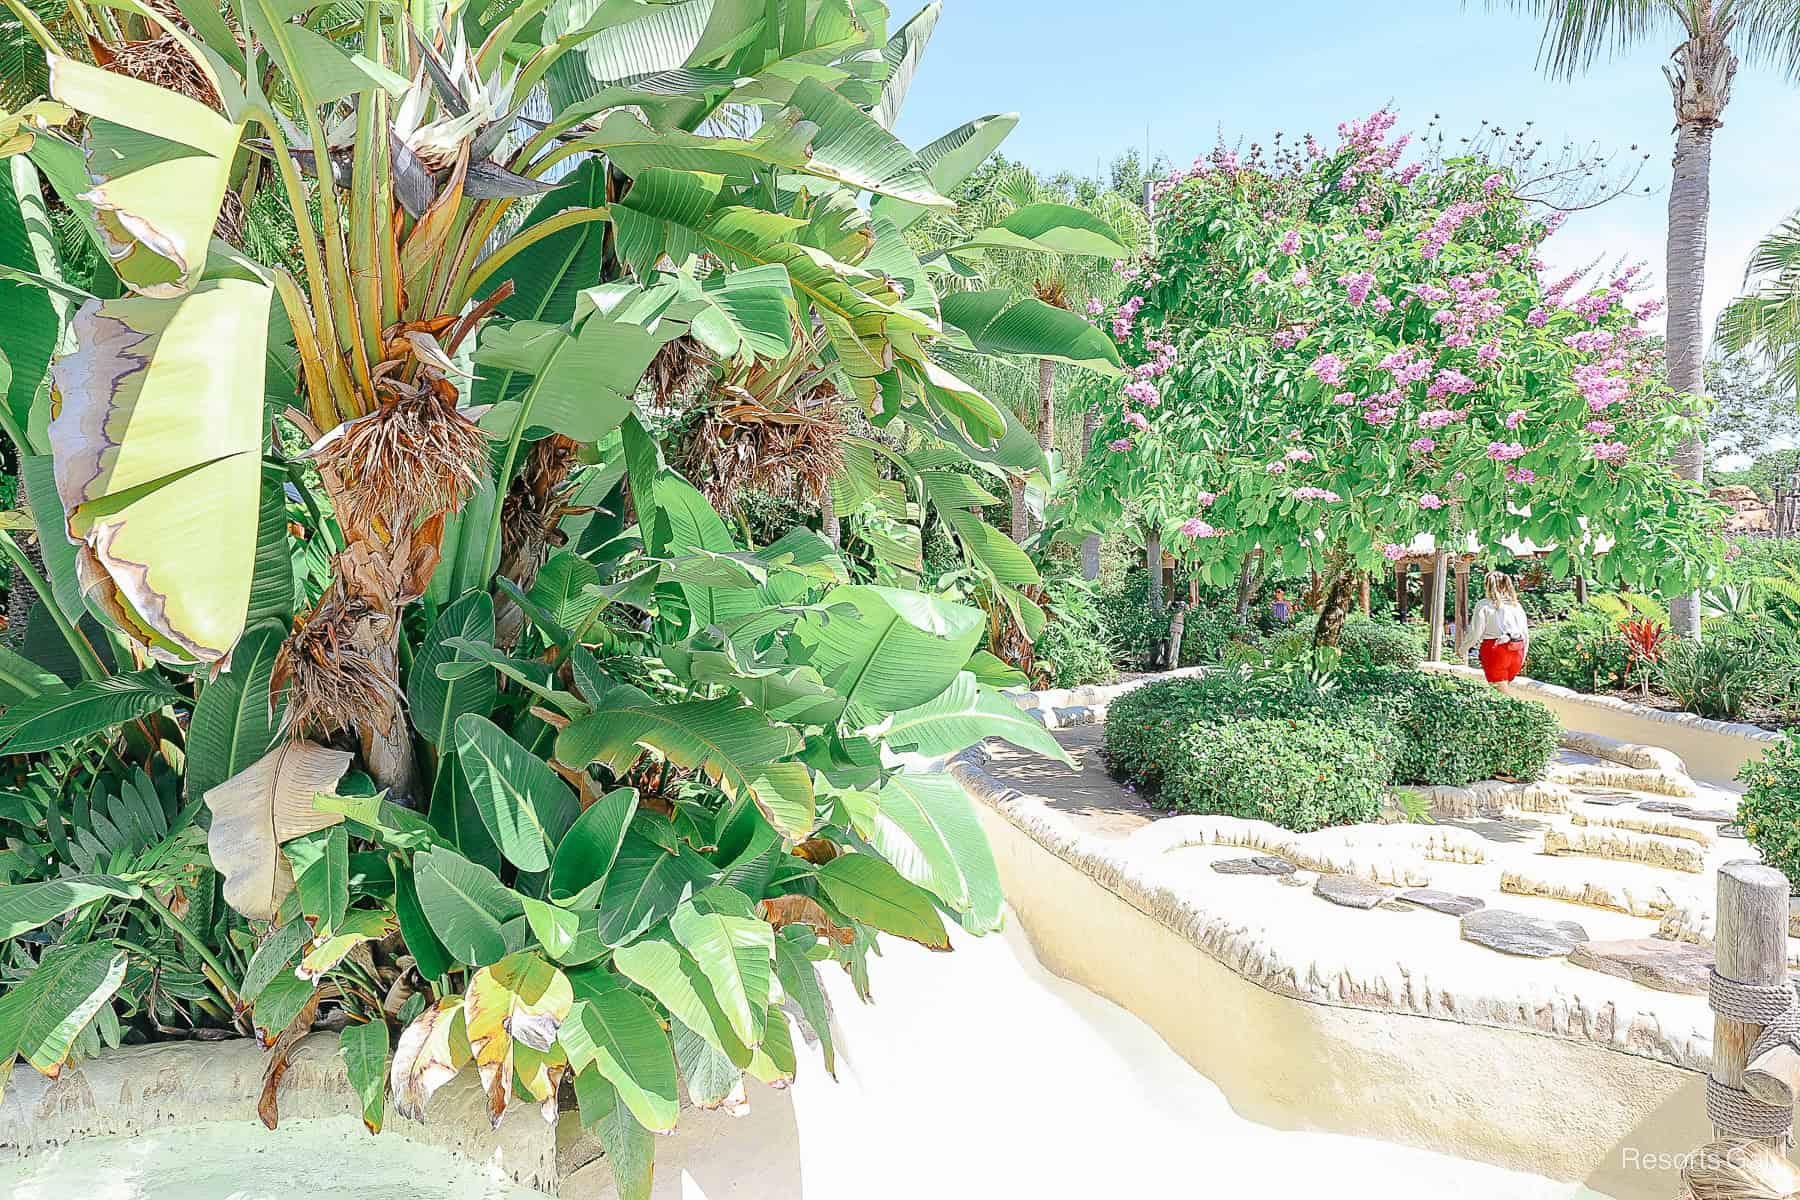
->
<box><xmin>1718</xmin><ymin>213</ymin><xmax>1800</xmax><ymax>396</ymax></box>
<box><xmin>1492</xmin><ymin>0</ymin><xmax>1800</xmax><ymax>637</ymax></box>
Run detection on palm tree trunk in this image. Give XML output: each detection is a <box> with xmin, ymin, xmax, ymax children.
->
<box><xmin>1666</xmin><ymin>117</ymin><xmax>1714</xmax><ymax>639</ymax></box>
<box><xmin>1079</xmin><ymin>405</ymin><xmax>1100</xmax><ymax>580</ymax></box>
<box><xmin>822</xmin><ymin>491</ymin><xmax>840</xmax><ymax>548</ymax></box>
<box><xmin>1007</xmin><ymin>474</ymin><xmax>1029</xmax><ymax>543</ymax></box>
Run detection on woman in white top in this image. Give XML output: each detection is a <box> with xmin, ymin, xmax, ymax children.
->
<box><xmin>1456</xmin><ymin>571</ymin><xmax>1530</xmax><ymax>693</ymax></box>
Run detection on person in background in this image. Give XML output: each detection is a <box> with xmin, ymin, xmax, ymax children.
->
<box><xmin>1456</xmin><ymin>571</ymin><xmax>1529</xmax><ymax>694</ymax></box>
<box><xmin>1269</xmin><ymin>587</ymin><xmax>1293</xmax><ymax>625</ymax></box>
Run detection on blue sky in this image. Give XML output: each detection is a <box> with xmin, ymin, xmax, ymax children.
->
<box><xmin>893</xmin><ymin>0</ymin><xmax>1800</xmax><ymax>340</ymax></box>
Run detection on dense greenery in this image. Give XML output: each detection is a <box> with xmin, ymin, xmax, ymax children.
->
<box><xmin>1104</xmin><ymin>661</ymin><xmax>1559</xmax><ymax>830</ymax></box>
<box><xmin>1741</xmin><ymin>736</ymin><xmax>1800</xmax><ymax>891</ymax></box>
<box><xmin>0</xmin><ymin>3</ymin><xmax>1141</xmax><ymax>1189</ymax></box>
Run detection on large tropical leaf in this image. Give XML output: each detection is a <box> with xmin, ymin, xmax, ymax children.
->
<box><xmin>798</xmin><ymin>586</ymin><xmax>984</xmax><ymax>723</ymax></box>
<box><xmin>0</xmin><ymin>156</ymin><xmax>66</xmax><ymax>444</ymax></box>
<box><xmin>591</xmin><ymin>833</ymin><xmax>714</xmax><ymax>947</ymax></box>
<box><xmin>185</xmin><ymin>623</ymin><xmax>287</xmax><ymax>804</ymax></box>
<box><xmin>940</xmin><ymin>291</ymin><xmax>1124</xmax><ymax>375</ymax></box>
<box><xmin>872</xmin><ymin>772</ymin><xmax>1003</xmax><ymax>933</ymax></box>
<box><xmin>453</xmin><ymin>714</ymin><xmax>580</xmax><ymax>873</ymax></box>
<box><xmin>473</xmin><ymin>308</ymin><xmax>665</xmax><ymax>440</ymax></box>
<box><xmin>668</xmin><ymin>890</ymin><xmax>772</xmax><ymax>1048</ymax></box>
<box><xmin>611</xmin><ymin>936</ymin><xmax>751</xmax><ymax>1067</ymax></box>
<box><xmin>48</xmin><ymin>278</ymin><xmax>270</xmax><ymax>664</ymax></box>
<box><xmin>874</xmin><ymin>1</ymin><xmax>940</xmax><ymax>130</ymax></box>
<box><xmin>557</xmin><ymin>691</ymin><xmax>801</xmax><ymax>812</ymax></box>
<box><xmin>816</xmin><ymin>852</ymin><xmax>949</xmax><ymax>950</ymax></box>
<box><xmin>409</xmin><ymin>591</ymin><xmax>499</xmax><ymax>749</ymax></box>
<box><xmin>949</xmin><ymin>202</ymin><xmax>1133</xmax><ymax>260</ymax></box>
<box><xmin>876</xmin><ymin>672</ymin><xmax>1072</xmax><ymax>765</ymax></box>
<box><xmin>482</xmin><ymin>159</ymin><xmax>609</xmax><ymax>327</ymax></box>
<box><xmin>0</xmin><ymin>942</ymin><xmax>127</xmax><ymax>1085</ymax></box>
<box><xmin>561</xmin><ymin>979</ymin><xmax>680</xmax><ymax>1133</ymax></box>
<box><xmin>0</xmin><ymin>668</ymin><xmax>180</xmax><ymax>753</ymax></box>
<box><xmin>871</xmin><ymin>112</ymin><xmax>1019</xmax><ymax>234</ymax></box>
<box><xmin>204</xmin><ymin>741</ymin><xmax>351</xmax><ymax>920</ymax></box>
<box><xmin>0</xmin><ymin>875</ymin><xmax>140</xmax><ymax>939</ymax></box>
<box><xmin>548</xmin><ymin>788</ymin><xmax>639</xmax><ymax>908</ymax></box>
<box><xmin>47</xmin><ymin>57</ymin><xmax>241</xmax><ymax>295</ymax></box>
<box><xmin>413</xmin><ymin>846</ymin><xmax>524</xmax><ymax>968</ymax></box>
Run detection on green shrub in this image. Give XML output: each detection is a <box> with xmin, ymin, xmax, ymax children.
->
<box><xmin>1358</xmin><ymin>670</ymin><xmax>1561</xmax><ymax>786</ymax></box>
<box><xmin>1655</xmin><ymin>633</ymin><xmax>1768</xmax><ymax>721</ymax></box>
<box><xmin>1105</xmin><ymin>666</ymin><xmax>1558</xmax><ymax>827</ymax></box>
<box><xmin>1179</xmin><ymin>604</ymin><xmax>1251</xmax><ymax>666</ymax></box>
<box><xmin>1034</xmin><ymin>578</ymin><xmax>1117</xmax><ymax>688</ymax></box>
<box><xmin>1095</xmin><ymin>569</ymin><xmax>1170</xmax><ymax>668</ymax></box>
<box><xmin>1740</xmin><ymin>737</ymin><xmax>1800</xmax><ymax>889</ymax></box>
<box><xmin>1338</xmin><ymin>614</ymin><xmax>1423</xmax><ymax>672</ymax></box>
<box><xmin>1525</xmin><ymin>611</ymin><xmax>1631</xmax><ymax>693</ymax></box>
<box><xmin>1155</xmin><ymin>715</ymin><xmax>1396</xmax><ymax>831</ymax></box>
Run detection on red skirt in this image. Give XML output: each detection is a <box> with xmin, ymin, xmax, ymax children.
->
<box><xmin>1478</xmin><ymin>639</ymin><xmax>1526</xmax><ymax>683</ymax></box>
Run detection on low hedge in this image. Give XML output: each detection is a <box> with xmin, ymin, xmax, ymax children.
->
<box><xmin>1104</xmin><ymin>667</ymin><xmax>1560</xmax><ymax>830</ymax></box>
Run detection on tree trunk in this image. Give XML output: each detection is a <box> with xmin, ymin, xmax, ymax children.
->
<box><xmin>1665</xmin><ymin>30</ymin><xmax>1731</xmax><ymax>640</ymax></box>
<box><xmin>1164</xmin><ymin>606</ymin><xmax>1186</xmax><ymax>669</ymax></box>
<box><xmin>1036</xmin><ymin>358</ymin><xmax>1055</xmax><ymax>457</ymax></box>
<box><xmin>1079</xmin><ymin>406</ymin><xmax>1100</xmax><ymax>580</ymax></box>
<box><xmin>1007</xmin><ymin>475</ymin><xmax>1029</xmax><ymax>543</ymax></box>
<box><xmin>1145</xmin><ymin>532</ymin><xmax>1163</xmax><ymax>613</ymax></box>
<box><xmin>1312</xmin><ymin>566</ymin><xmax>1359</xmax><ymax>649</ymax></box>
<box><xmin>1234</xmin><ymin>549</ymin><xmax>1264</xmax><ymax>624</ymax></box>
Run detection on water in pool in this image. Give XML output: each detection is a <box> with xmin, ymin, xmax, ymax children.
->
<box><xmin>0</xmin><ymin>1116</ymin><xmax>554</xmax><ymax>1200</ymax></box>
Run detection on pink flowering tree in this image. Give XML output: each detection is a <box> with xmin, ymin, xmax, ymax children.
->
<box><xmin>1066</xmin><ymin>110</ymin><xmax>1723</xmax><ymax>647</ymax></box>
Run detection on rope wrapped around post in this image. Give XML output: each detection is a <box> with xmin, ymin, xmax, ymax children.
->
<box><xmin>1707</xmin><ymin>862</ymin><xmax>1798</xmax><ymax>1147</ymax></box>
<box><xmin>1707</xmin><ymin>969</ymin><xmax>1799</xmax><ymax>1138</ymax></box>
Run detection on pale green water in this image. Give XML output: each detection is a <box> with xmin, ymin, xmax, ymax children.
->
<box><xmin>0</xmin><ymin>1116</ymin><xmax>554</xmax><ymax>1200</ymax></box>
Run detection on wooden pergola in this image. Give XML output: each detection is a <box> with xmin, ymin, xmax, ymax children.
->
<box><xmin>1391</xmin><ymin>531</ymin><xmax>1562</xmax><ymax>662</ymax></box>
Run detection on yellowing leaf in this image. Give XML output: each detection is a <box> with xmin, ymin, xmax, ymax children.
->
<box><xmin>205</xmin><ymin>740</ymin><xmax>351</xmax><ymax>920</ymax></box>
<box><xmin>389</xmin><ymin>997</ymin><xmax>472</xmax><ymax>1122</ymax></box>
<box><xmin>463</xmin><ymin>953</ymin><xmax>574</xmax><ymax>1128</ymax></box>
<box><xmin>48</xmin><ymin>279</ymin><xmax>270</xmax><ymax>664</ymax></box>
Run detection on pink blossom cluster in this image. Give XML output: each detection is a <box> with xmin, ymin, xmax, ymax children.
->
<box><xmin>1278</xmin><ymin>229</ymin><xmax>1301</xmax><ymax>256</ymax></box>
<box><xmin>1085</xmin><ymin>298</ymin><xmax>1105</xmax><ymax>316</ymax></box>
<box><xmin>1112</xmin><ymin>295</ymin><xmax>1145</xmax><ymax>341</ymax></box>
<box><xmin>1417</xmin><ymin>200</ymin><xmax>1483</xmax><ymax>261</ymax></box>
<box><xmin>1195</xmin><ymin>491</ymin><xmax>1218</xmax><ymax>507</ymax></box>
<box><xmin>1418</xmin><ymin>493</ymin><xmax>1445</xmax><ymax>510</ymax></box>
<box><xmin>1380</xmin><ymin>348</ymin><xmax>1434</xmax><ymax>385</ymax></box>
<box><xmin>1339</xmin><ymin>271</ymin><xmax>1377</xmax><ymax>307</ymax></box>
<box><xmin>1179</xmin><ymin>518</ymin><xmax>1222</xmax><ymax>538</ymax></box>
<box><xmin>1417</xmin><ymin>407</ymin><xmax>1466</xmax><ymax>431</ymax></box>
<box><xmin>1591</xmin><ymin>441</ymin><xmax>1630</xmax><ymax>464</ymax></box>
<box><xmin>1333</xmin><ymin>391</ymin><xmax>1358</xmax><ymax>405</ymax></box>
<box><xmin>1108</xmin><ymin>438</ymin><xmax>1132</xmax><ymax>452</ymax></box>
<box><xmin>1293</xmin><ymin>486</ymin><xmax>1341</xmax><ymax>502</ymax></box>
<box><xmin>1573</xmin><ymin>359</ymin><xmax>1631</xmax><ymax>413</ymax></box>
<box><xmin>1426</xmin><ymin>368</ymin><xmax>1477</xmax><ymax>401</ymax></box>
<box><xmin>1477</xmin><ymin>337</ymin><xmax>1502</xmax><ymax>367</ymax></box>
<box><xmin>1124</xmin><ymin>412</ymin><xmax>1150</xmax><ymax>432</ymax></box>
<box><xmin>1122</xmin><ymin>380</ymin><xmax>1160</xmax><ymax>408</ymax></box>
<box><xmin>1564</xmin><ymin>330</ymin><xmax>1615</xmax><ymax>353</ymax></box>
<box><xmin>1383</xmin><ymin>543</ymin><xmax>1410</xmax><ymax>562</ymax></box>
<box><xmin>1272</xmin><ymin>326</ymin><xmax>1309</xmax><ymax>349</ymax></box>
<box><xmin>1504</xmin><ymin>409</ymin><xmax>1527</xmax><ymax>430</ymax></box>
<box><xmin>1285</xmin><ymin>447</ymin><xmax>1315</xmax><ymax>463</ymax></box>
<box><xmin>1409</xmin><ymin>437</ymin><xmax>1436</xmax><ymax>455</ymax></box>
<box><xmin>1584</xmin><ymin>419</ymin><xmax>1616</xmax><ymax>436</ymax></box>
<box><xmin>1266</xmin><ymin>461</ymin><xmax>1287</xmax><ymax>475</ymax></box>
<box><xmin>1487</xmin><ymin>441</ymin><xmax>1526</xmax><ymax>462</ymax></box>
<box><xmin>1310</xmin><ymin>353</ymin><xmax>1346</xmax><ymax>386</ymax></box>
<box><xmin>1505</xmin><ymin>466</ymin><xmax>1536</xmax><ymax>484</ymax></box>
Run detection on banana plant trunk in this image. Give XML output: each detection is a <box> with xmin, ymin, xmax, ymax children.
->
<box><xmin>1008</xmin><ymin>475</ymin><xmax>1029</xmax><ymax>543</ymax></box>
<box><xmin>4</xmin><ymin>469</ymin><xmax>36</xmax><ymax>649</ymax></box>
<box><xmin>1036</xmin><ymin>358</ymin><xmax>1054</xmax><ymax>456</ymax></box>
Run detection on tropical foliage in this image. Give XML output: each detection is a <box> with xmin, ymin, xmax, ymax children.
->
<box><xmin>1068</xmin><ymin>110</ymin><xmax>1724</xmax><ymax>648</ymax></box>
<box><xmin>0</xmin><ymin>2</ymin><xmax>1127</xmax><ymax>1191</ymax></box>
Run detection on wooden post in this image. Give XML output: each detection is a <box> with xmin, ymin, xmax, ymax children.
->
<box><xmin>1395</xmin><ymin>563</ymin><xmax>1410</xmax><ymax>622</ymax></box>
<box><xmin>1145</xmin><ymin>532</ymin><xmax>1163</xmax><ymax>613</ymax></box>
<box><xmin>1454</xmin><ymin>561</ymin><xmax>1470</xmax><ymax>652</ymax></box>
<box><xmin>1573</xmin><ymin>573</ymin><xmax>1588</xmax><ymax>605</ymax></box>
<box><xmin>1709</xmin><ymin>861</ymin><xmax>1793</xmax><ymax>1144</ymax></box>
<box><xmin>1426</xmin><ymin>552</ymin><xmax>1448</xmax><ymax>662</ymax></box>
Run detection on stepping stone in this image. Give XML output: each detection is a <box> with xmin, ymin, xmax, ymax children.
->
<box><xmin>1574</xmin><ymin>793</ymin><xmax>1636</xmax><ymax>807</ymax></box>
<box><xmin>1211</xmin><ymin>856</ymin><xmax>1296</xmax><ymax>877</ymax></box>
<box><xmin>1721</xmin><ymin>825</ymin><xmax>1747</xmax><ymax>840</ymax></box>
<box><xmin>1636</xmin><ymin>800</ymin><xmax>1689</xmax><ymax>815</ymax></box>
<box><xmin>1675</xmin><ymin>807</ymin><xmax>1735</xmax><ymax>825</ymax></box>
<box><xmin>1569</xmin><ymin>938</ymin><xmax>1714</xmax><ymax>995</ymax></box>
<box><xmin>1400</xmin><ymin>888</ymin><xmax>1486</xmax><ymax>916</ymax></box>
<box><xmin>1460</xmin><ymin>908</ymin><xmax>1589</xmax><ymax>958</ymax></box>
<box><xmin>1378</xmin><ymin>900</ymin><xmax>1416</xmax><ymax>913</ymax></box>
<box><xmin>1314</xmin><ymin>874</ymin><xmax>1387</xmax><ymax>910</ymax></box>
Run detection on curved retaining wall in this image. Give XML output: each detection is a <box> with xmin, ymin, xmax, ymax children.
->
<box><xmin>0</xmin><ymin>1033</ymin><xmax>560</xmax><ymax>1191</ymax></box>
<box><xmin>1422</xmin><ymin>662</ymin><xmax>1780</xmax><ymax>783</ymax></box>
